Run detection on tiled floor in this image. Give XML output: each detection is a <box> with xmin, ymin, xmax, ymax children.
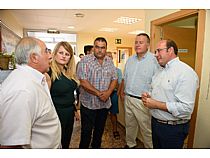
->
<box><xmin>69</xmin><ymin>113</ymin><xmax>144</xmax><ymax>149</ymax></box>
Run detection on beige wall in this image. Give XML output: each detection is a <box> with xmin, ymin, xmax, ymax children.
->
<box><xmin>144</xmin><ymin>9</ymin><xmax>179</xmax><ymax>34</ymax></box>
<box><xmin>0</xmin><ymin>10</ymin><xmax>23</xmax><ymax>37</ymax></box>
<box><xmin>193</xmin><ymin>10</ymin><xmax>210</xmax><ymax>148</ymax></box>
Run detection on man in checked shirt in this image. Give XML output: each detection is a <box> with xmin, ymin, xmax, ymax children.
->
<box><xmin>77</xmin><ymin>37</ymin><xmax>117</xmax><ymax>148</ymax></box>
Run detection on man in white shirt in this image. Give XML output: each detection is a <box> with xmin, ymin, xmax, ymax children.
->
<box><xmin>0</xmin><ymin>37</ymin><xmax>61</xmax><ymax>148</ymax></box>
<box><xmin>142</xmin><ymin>39</ymin><xmax>199</xmax><ymax>148</ymax></box>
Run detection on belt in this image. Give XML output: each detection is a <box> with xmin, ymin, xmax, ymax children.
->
<box><xmin>127</xmin><ymin>94</ymin><xmax>142</xmax><ymax>100</ymax></box>
<box><xmin>152</xmin><ymin>117</ymin><xmax>189</xmax><ymax>125</ymax></box>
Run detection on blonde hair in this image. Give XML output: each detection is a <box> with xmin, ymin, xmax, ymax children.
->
<box><xmin>50</xmin><ymin>41</ymin><xmax>79</xmax><ymax>85</ymax></box>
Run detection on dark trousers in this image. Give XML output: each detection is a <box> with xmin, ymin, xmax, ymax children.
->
<box><xmin>152</xmin><ymin>117</ymin><xmax>190</xmax><ymax>149</ymax></box>
<box><xmin>55</xmin><ymin>106</ymin><xmax>75</xmax><ymax>149</ymax></box>
<box><xmin>79</xmin><ymin>104</ymin><xmax>109</xmax><ymax>149</ymax></box>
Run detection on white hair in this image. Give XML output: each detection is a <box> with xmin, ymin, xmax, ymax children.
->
<box><xmin>15</xmin><ymin>37</ymin><xmax>42</xmax><ymax>65</ymax></box>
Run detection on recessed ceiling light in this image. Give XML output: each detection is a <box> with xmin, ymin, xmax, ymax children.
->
<box><xmin>99</xmin><ymin>27</ymin><xmax>118</xmax><ymax>32</ymax></box>
<box><xmin>114</xmin><ymin>16</ymin><xmax>142</xmax><ymax>25</ymax></box>
<box><xmin>74</xmin><ymin>13</ymin><xmax>85</xmax><ymax>18</ymax></box>
<box><xmin>67</xmin><ymin>26</ymin><xmax>75</xmax><ymax>29</ymax></box>
<box><xmin>128</xmin><ymin>30</ymin><xmax>145</xmax><ymax>35</ymax></box>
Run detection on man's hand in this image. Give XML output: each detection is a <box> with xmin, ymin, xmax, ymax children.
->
<box><xmin>141</xmin><ymin>92</ymin><xmax>156</xmax><ymax>109</ymax></box>
<box><xmin>120</xmin><ymin>91</ymin><xmax>125</xmax><ymax>102</ymax></box>
<box><xmin>98</xmin><ymin>90</ymin><xmax>111</xmax><ymax>102</ymax></box>
<box><xmin>142</xmin><ymin>92</ymin><xmax>167</xmax><ymax>111</ymax></box>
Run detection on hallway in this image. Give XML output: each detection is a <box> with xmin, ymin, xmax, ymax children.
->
<box><xmin>69</xmin><ymin>113</ymin><xmax>144</xmax><ymax>149</ymax></box>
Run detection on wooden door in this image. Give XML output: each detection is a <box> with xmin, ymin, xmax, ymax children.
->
<box><xmin>162</xmin><ymin>25</ymin><xmax>197</xmax><ymax>69</ymax></box>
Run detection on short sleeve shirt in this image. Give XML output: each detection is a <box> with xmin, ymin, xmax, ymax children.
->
<box><xmin>77</xmin><ymin>54</ymin><xmax>117</xmax><ymax>109</ymax></box>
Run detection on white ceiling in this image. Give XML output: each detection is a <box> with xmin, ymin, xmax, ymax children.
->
<box><xmin>8</xmin><ymin>9</ymin><xmax>146</xmax><ymax>37</ymax></box>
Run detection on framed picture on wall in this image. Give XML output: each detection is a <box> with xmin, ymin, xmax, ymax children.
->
<box><xmin>0</xmin><ymin>21</ymin><xmax>21</xmax><ymax>54</ymax></box>
<box><xmin>117</xmin><ymin>47</ymin><xmax>132</xmax><ymax>64</ymax></box>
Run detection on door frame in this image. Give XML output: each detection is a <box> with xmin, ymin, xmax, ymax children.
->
<box><xmin>150</xmin><ymin>9</ymin><xmax>206</xmax><ymax>148</ymax></box>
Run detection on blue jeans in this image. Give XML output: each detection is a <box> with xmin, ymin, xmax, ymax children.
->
<box><xmin>79</xmin><ymin>104</ymin><xmax>108</xmax><ymax>148</ymax></box>
<box><xmin>152</xmin><ymin>117</ymin><xmax>190</xmax><ymax>148</ymax></box>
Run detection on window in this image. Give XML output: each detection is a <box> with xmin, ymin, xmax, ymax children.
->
<box><xmin>26</xmin><ymin>31</ymin><xmax>78</xmax><ymax>55</ymax></box>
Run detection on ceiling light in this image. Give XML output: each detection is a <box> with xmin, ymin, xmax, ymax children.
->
<box><xmin>67</xmin><ymin>26</ymin><xmax>75</xmax><ymax>29</ymax></box>
<box><xmin>114</xmin><ymin>16</ymin><xmax>142</xmax><ymax>25</ymax></box>
<box><xmin>99</xmin><ymin>27</ymin><xmax>118</xmax><ymax>32</ymax></box>
<box><xmin>74</xmin><ymin>13</ymin><xmax>85</xmax><ymax>18</ymax></box>
<box><xmin>128</xmin><ymin>30</ymin><xmax>145</xmax><ymax>35</ymax></box>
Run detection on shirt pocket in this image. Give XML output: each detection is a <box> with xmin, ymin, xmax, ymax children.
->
<box><xmin>161</xmin><ymin>77</ymin><xmax>175</xmax><ymax>100</ymax></box>
<box><xmin>102</xmin><ymin>69</ymin><xmax>112</xmax><ymax>80</ymax></box>
<box><xmin>142</xmin><ymin>69</ymin><xmax>153</xmax><ymax>84</ymax></box>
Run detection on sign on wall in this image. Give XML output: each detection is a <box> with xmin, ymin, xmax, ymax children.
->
<box><xmin>115</xmin><ymin>38</ymin><xmax>122</xmax><ymax>44</ymax></box>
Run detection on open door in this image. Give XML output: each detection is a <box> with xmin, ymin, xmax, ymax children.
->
<box><xmin>151</xmin><ymin>9</ymin><xmax>206</xmax><ymax>148</ymax></box>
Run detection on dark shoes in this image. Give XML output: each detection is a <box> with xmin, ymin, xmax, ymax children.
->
<box><xmin>113</xmin><ymin>131</ymin><xmax>120</xmax><ymax>140</ymax></box>
<box><xmin>124</xmin><ymin>145</ymin><xmax>136</xmax><ymax>149</ymax></box>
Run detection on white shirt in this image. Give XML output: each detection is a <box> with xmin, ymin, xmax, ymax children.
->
<box><xmin>150</xmin><ymin>57</ymin><xmax>199</xmax><ymax>121</ymax></box>
<box><xmin>0</xmin><ymin>65</ymin><xmax>61</xmax><ymax>148</ymax></box>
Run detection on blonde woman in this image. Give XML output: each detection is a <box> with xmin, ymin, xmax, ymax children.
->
<box><xmin>48</xmin><ymin>41</ymin><xmax>79</xmax><ymax>148</ymax></box>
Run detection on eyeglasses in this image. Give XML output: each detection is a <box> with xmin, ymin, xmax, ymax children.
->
<box><xmin>155</xmin><ymin>48</ymin><xmax>168</xmax><ymax>54</ymax></box>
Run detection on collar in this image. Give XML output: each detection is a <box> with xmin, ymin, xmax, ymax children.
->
<box><xmin>92</xmin><ymin>54</ymin><xmax>109</xmax><ymax>62</ymax></box>
<box><xmin>17</xmin><ymin>64</ymin><xmax>45</xmax><ymax>85</ymax></box>
<box><xmin>165</xmin><ymin>57</ymin><xmax>179</xmax><ymax>69</ymax></box>
<box><xmin>135</xmin><ymin>51</ymin><xmax>148</xmax><ymax>60</ymax></box>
